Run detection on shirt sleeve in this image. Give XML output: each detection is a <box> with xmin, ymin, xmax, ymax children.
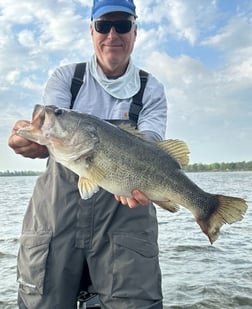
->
<box><xmin>137</xmin><ymin>73</ymin><xmax>167</xmax><ymax>141</ymax></box>
<box><xmin>42</xmin><ymin>64</ymin><xmax>75</xmax><ymax>108</ymax></box>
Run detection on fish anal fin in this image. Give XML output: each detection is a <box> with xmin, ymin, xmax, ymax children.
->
<box><xmin>154</xmin><ymin>200</ymin><xmax>180</xmax><ymax>213</ymax></box>
<box><xmin>158</xmin><ymin>139</ymin><xmax>190</xmax><ymax>167</ymax></box>
<box><xmin>196</xmin><ymin>195</ymin><xmax>248</xmax><ymax>244</ymax></box>
<box><xmin>78</xmin><ymin>176</ymin><xmax>99</xmax><ymax>199</ymax></box>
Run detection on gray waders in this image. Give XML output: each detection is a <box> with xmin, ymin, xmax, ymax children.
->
<box><xmin>17</xmin><ymin>158</ymin><xmax>163</xmax><ymax>308</ymax></box>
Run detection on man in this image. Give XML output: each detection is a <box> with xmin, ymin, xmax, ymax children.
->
<box><xmin>8</xmin><ymin>0</ymin><xmax>167</xmax><ymax>308</ymax></box>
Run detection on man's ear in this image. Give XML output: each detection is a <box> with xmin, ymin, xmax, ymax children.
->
<box><xmin>90</xmin><ymin>23</ymin><xmax>94</xmax><ymax>36</ymax></box>
<box><xmin>134</xmin><ymin>24</ymin><xmax>137</xmax><ymax>38</ymax></box>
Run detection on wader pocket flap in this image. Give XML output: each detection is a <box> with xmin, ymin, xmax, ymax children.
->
<box><xmin>113</xmin><ymin>234</ymin><xmax>158</xmax><ymax>258</ymax></box>
<box><xmin>20</xmin><ymin>231</ymin><xmax>52</xmax><ymax>249</ymax></box>
<box><xmin>112</xmin><ymin>233</ymin><xmax>162</xmax><ymax>299</ymax></box>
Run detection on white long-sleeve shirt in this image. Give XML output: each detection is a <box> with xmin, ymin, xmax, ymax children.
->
<box><xmin>43</xmin><ymin>61</ymin><xmax>167</xmax><ymax>141</ymax></box>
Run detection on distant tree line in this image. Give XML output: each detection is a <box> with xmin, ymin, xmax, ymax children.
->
<box><xmin>183</xmin><ymin>161</ymin><xmax>252</xmax><ymax>172</ymax></box>
<box><xmin>0</xmin><ymin>161</ymin><xmax>252</xmax><ymax>176</ymax></box>
<box><xmin>0</xmin><ymin>170</ymin><xmax>43</xmax><ymax>176</ymax></box>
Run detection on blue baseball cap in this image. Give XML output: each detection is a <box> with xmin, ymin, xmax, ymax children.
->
<box><xmin>91</xmin><ymin>0</ymin><xmax>137</xmax><ymax>20</ymax></box>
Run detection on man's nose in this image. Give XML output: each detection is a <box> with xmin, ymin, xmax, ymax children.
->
<box><xmin>107</xmin><ymin>26</ymin><xmax>118</xmax><ymax>37</ymax></box>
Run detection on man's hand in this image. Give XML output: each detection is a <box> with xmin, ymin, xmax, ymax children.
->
<box><xmin>114</xmin><ymin>190</ymin><xmax>150</xmax><ymax>208</ymax></box>
<box><xmin>8</xmin><ymin>120</ymin><xmax>48</xmax><ymax>159</ymax></box>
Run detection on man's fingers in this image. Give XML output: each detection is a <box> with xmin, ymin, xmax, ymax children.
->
<box><xmin>131</xmin><ymin>190</ymin><xmax>149</xmax><ymax>205</ymax></box>
<box><xmin>114</xmin><ymin>190</ymin><xmax>150</xmax><ymax>208</ymax></box>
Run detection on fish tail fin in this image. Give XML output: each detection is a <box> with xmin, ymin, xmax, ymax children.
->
<box><xmin>197</xmin><ymin>195</ymin><xmax>248</xmax><ymax>244</ymax></box>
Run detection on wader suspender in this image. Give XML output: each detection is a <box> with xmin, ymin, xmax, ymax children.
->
<box><xmin>70</xmin><ymin>62</ymin><xmax>148</xmax><ymax>126</ymax></box>
<box><xmin>70</xmin><ymin>62</ymin><xmax>87</xmax><ymax>109</ymax></box>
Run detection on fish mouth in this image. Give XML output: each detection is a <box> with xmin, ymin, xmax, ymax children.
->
<box><xmin>31</xmin><ymin>104</ymin><xmax>46</xmax><ymax>129</ymax></box>
<box><xmin>17</xmin><ymin>104</ymin><xmax>50</xmax><ymax>144</ymax></box>
<box><xmin>32</xmin><ymin>104</ymin><xmax>61</xmax><ymax>129</ymax></box>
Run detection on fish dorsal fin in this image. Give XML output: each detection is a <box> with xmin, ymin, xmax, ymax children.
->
<box><xmin>78</xmin><ymin>177</ymin><xmax>99</xmax><ymax>199</ymax></box>
<box><xmin>117</xmin><ymin>123</ymin><xmax>145</xmax><ymax>139</ymax></box>
<box><xmin>158</xmin><ymin>139</ymin><xmax>190</xmax><ymax>167</ymax></box>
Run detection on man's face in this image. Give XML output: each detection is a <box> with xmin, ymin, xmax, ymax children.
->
<box><xmin>90</xmin><ymin>12</ymin><xmax>137</xmax><ymax>75</ymax></box>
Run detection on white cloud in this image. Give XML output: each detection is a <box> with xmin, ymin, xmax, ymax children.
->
<box><xmin>6</xmin><ymin>70</ymin><xmax>20</xmax><ymax>84</ymax></box>
<box><xmin>202</xmin><ymin>13</ymin><xmax>252</xmax><ymax>87</ymax></box>
<box><xmin>18</xmin><ymin>30</ymin><xmax>36</xmax><ymax>48</ymax></box>
<box><xmin>135</xmin><ymin>0</ymin><xmax>218</xmax><ymax>45</ymax></box>
<box><xmin>21</xmin><ymin>77</ymin><xmax>44</xmax><ymax>92</ymax></box>
<box><xmin>142</xmin><ymin>47</ymin><xmax>252</xmax><ymax>163</ymax></box>
<box><xmin>202</xmin><ymin>15</ymin><xmax>252</xmax><ymax>50</ymax></box>
<box><xmin>165</xmin><ymin>0</ymin><xmax>198</xmax><ymax>44</ymax></box>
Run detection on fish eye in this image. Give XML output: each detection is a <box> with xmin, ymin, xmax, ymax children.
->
<box><xmin>54</xmin><ymin>108</ymin><xmax>64</xmax><ymax>116</ymax></box>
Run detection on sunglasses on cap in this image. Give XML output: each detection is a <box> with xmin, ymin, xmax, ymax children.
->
<box><xmin>94</xmin><ymin>20</ymin><xmax>135</xmax><ymax>34</ymax></box>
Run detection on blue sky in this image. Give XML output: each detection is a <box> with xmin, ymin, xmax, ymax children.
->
<box><xmin>1</xmin><ymin>0</ymin><xmax>252</xmax><ymax>171</ymax></box>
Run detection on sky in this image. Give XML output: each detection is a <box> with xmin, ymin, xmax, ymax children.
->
<box><xmin>1</xmin><ymin>0</ymin><xmax>252</xmax><ymax>171</ymax></box>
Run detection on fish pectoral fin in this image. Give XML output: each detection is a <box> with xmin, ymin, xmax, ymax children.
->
<box><xmin>78</xmin><ymin>177</ymin><xmax>99</xmax><ymax>199</ymax></box>
<box><xmin>154</xmin><ymin>200</ymin><xmax>180</xmax><ymax>213</ymax></box>
<box><xmin>157</xmin><ymin>139</ymin><xmax>190</xmax><ymax>167</ymax></box>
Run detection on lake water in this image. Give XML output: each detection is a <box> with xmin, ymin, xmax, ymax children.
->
<box><xmin>0</xmin><ymin>172</ymin><xmax>251</xmax><ymax>309</ymax></box>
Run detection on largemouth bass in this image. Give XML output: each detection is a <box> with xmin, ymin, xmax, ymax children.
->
<box><xmin>17</xmin><ymin>104</ymin><xmax>248</xmax><ymax>244</ymax></box>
